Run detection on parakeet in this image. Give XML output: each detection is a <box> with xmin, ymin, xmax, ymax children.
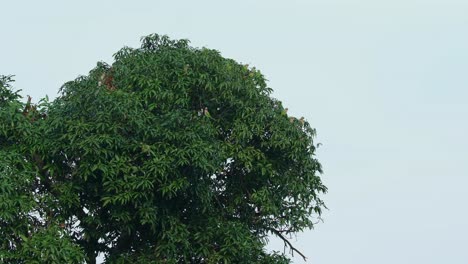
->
<box><xmin>23</xmin><ymin>95</ymin><xmax>32</xmax><ymax>116</ymax></box>
<box><xmin>98</xmin><ymin>73</ymin><xmax>105</xmax><ymax>86</ymax></box>
<box><xmin>204</xmin><ymin>107</ymin><xmax>211</xmax><ymax>118</ymax></box>
<box><xmin>299</xmin><ymin>117</ymin><xmax>305</xmax><ymax>125</ymax></box>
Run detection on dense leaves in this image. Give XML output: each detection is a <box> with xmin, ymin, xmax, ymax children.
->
<box><xmin>0</xmin><ymin>34</ymin><xmax>326</xmax><ymax>263</ymax></box>
<box><xmin>0</xmin><ymin>77</ymin><xmax>85</xmax><ymax>263</ymax></box>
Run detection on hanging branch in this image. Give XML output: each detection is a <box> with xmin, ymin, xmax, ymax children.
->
<box><xmin>269</xmin><ymin>228</ymin><xmax>307</xmax><ymax>261</ymax></box>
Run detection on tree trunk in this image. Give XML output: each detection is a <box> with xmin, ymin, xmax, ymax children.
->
<box><xmin>86</xmin><ymin>249</ymin><xmax>96</xmax><ymax>264</ymax></box>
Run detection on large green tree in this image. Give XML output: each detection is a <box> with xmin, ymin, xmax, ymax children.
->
<box><xmin>0</xmin><ymin>34</ymin><xmax>326</xmax><ymax>263</ymax></box>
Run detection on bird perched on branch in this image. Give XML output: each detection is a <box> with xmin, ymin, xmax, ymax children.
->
<box><xmin>98</xmin><ymin>68</ymin><xmax>116</xmax><ymax>91</ymax></box>
<box><xmin>203</xmin><ymin>107</ymin><xmax>211</xmax><ymax>118</ymax></box>
<box><xmin>299</xmin><ymin>117</ymin><xmax>305</xmax><ymax>125</ymax></box>
<box><xmin>198</xmin><ymin>107</ymin><xmax>211</xmax><ymax>118</ymax></box>
<box><xmin>22</xmin><ymin>95</ymin><xmax>32</xmax><ymax>116</ymax></box>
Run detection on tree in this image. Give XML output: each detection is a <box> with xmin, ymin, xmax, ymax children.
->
<box><xmin>0</xmin><ymin>34</ymin><xmax>327</xmax><ymax>263</ymax></box>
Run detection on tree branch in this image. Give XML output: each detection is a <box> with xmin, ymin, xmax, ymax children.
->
<box><xmin>269</xmin><ymin>228</ymin><xmax>307</xmax><ymax>261</ymax></box>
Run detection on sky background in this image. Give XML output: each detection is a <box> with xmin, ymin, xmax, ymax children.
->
<box><xmin>2</xmin><ymin>0</ymin><xmax>468</xmax><ymax>263</ymax></box>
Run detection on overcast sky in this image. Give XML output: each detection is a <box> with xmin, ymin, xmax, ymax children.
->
<box><xmin>2</xmin><ymin>0</ymin><xmax>468</xmax><ymax>263</ymax></box>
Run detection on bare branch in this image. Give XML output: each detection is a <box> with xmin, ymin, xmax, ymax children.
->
<box><xmin>269</xmin><ymin>228</ymin><xmax>307</xmax><ymax>261</ymax></box>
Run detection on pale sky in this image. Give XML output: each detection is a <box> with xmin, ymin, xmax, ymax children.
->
<box><xmin>2</xmin><ymin>0</ymin><xmax>468</xmax><ymax>263</ymax></box>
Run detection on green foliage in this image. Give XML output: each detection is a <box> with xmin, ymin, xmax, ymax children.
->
<box><xmin>0</xmin><ymin>34</ymin><xmax>326</xmax><ymax>263</ymax></box>
<box><xmin>0</xmin><ymin>75</ymin><xmax>21</xmax><ymax>107</ymax></box>
<box><xmin>0</xmin><ymin>76</ymin><xmax>85</xmax><ymax>263</ymax></box>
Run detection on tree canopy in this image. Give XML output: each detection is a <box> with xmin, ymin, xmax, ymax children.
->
<box><xmin>0</xmin><ymin>34</ymin><xmax>327</xmax><ymax>263</ymax></box>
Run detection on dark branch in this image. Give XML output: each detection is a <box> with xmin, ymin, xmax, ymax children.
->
<box><xmin>269</xmin><ymin>228</ymin><xmax>307</xmax><ymax>261</ymax></box>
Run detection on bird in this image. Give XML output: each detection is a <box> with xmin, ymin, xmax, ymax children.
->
<box><xmin>22</xmin><ymin>95</ymin><xmax>32</xmax><ymax>116</ymax></box>
<box><xmin>98</xmin><ymin>73</ymin><xmax>105</xmax><ymax>86</ymax></box>
<box><xmin>204</xmin><ymin>107</ymin><xmax>211</xmax><ymax>118</ymax></box>
<box><xmin>299</xmin><ymin>117</ymin><xmax>305</xmax><ymax>125</ymax></box>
